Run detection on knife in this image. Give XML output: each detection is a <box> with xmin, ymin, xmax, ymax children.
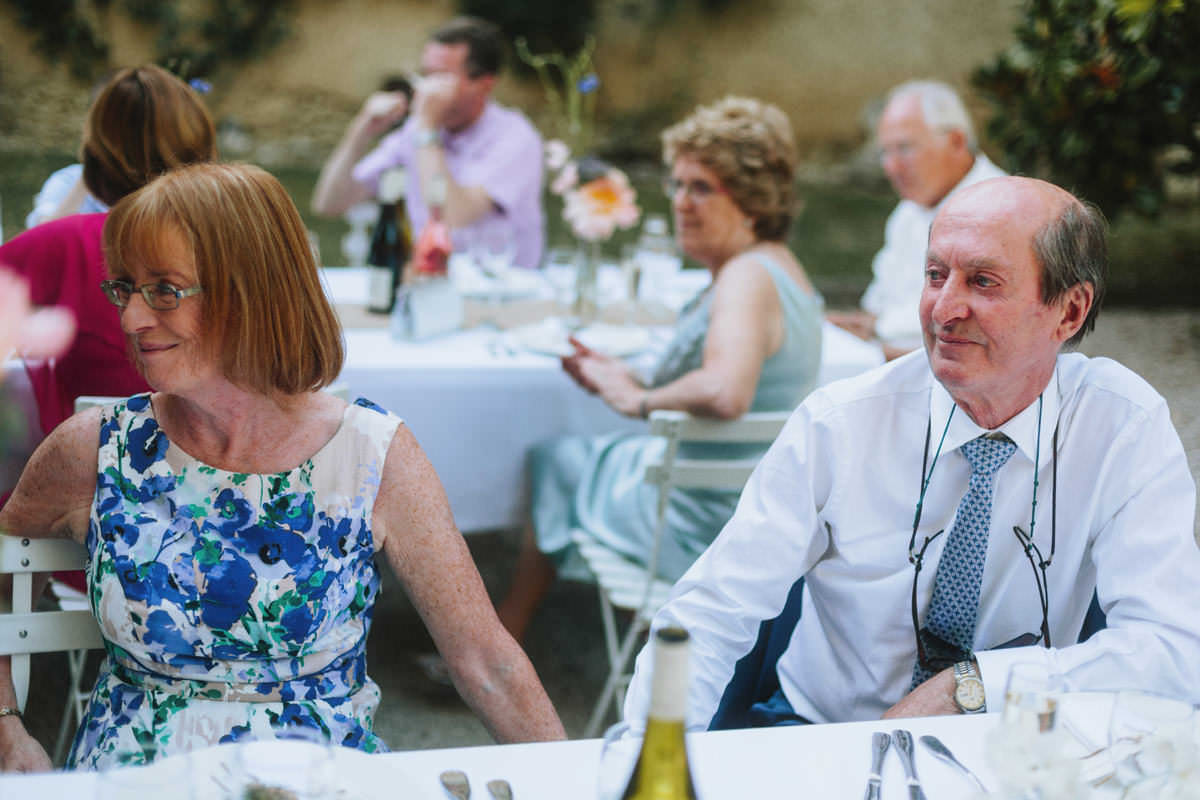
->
<box><xmin>864</xmin><ymin>731</ymin><xmax>891</xmax><ymax>800</ymax></box>
<box><xmin>891</xmin><ymin>729</ymin><xmax>929</xmax><ymax>800</ymax></box>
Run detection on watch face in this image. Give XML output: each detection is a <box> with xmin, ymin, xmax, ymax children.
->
<box><xmin>955</xmin><ymin>677</ymin><xmax>986</xmax><ymax>711</ymax></box>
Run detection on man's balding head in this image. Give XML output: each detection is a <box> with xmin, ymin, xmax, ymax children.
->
<box><xmin>920</xmin><ymin>177</ymin><xmax>1103</xmax><ymax>426</ymax></box>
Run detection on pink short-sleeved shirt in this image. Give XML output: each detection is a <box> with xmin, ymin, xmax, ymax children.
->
<box><xmin>352</xmin><ymin>102</ymin><xmax>545</xmax><ymax>269</ymax></box>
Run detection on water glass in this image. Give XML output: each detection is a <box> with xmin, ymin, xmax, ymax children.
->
<box><xmin>1108</xmin><ymin>690</ymin><xmax>1197</xmax><ymax>792</ymax></box>
<box><xmin>228</xmin><ymin>726</ymin><xmax>337</xmax><ymax>800</ymax></box>
<box><xmin>1003</xmin><ymin>661</ymin><xmax>1065</xmax><ymax>735</ymax></box>
<box><xmin>987</xmin><ymin>663</ymin><xmax>1078</xmax><ymax>797</ymax></box>
<box><xmin>596</xmin><ymin>721</ymin><xmax>642</xmax><ymax>800</ymax></box>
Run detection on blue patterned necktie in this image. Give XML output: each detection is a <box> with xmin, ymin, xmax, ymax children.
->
<box><xmin>912</xmin><ymin>435</ymin><xmax>1017</xmax><ymax>687</ymax></box>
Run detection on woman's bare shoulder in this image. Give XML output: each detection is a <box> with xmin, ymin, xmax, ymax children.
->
<box><xmin>1</xmin><ymin>406</ymin><xmax>102</xmax><ymax>540</ymax></box>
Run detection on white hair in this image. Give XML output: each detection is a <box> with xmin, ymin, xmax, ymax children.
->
<box><xmin>887</xmin><ymin>80</ymin><xmax>977</xmax><ymax>152</ymax></box>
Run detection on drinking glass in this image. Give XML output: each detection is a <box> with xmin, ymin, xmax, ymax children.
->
<box><xmin>1108</xmin><ymin>690</ymin><xmax>1196</xmax><ymax>793</ymax></box>
<box><xmin>1003</xmin><ymin>661</ymin><xmax>1066</xmax><ymax>735</ymax></box>
<box><xmin>987</xmin><ymin>662</ymin><xmax>1078</xmax><ymax>798</ymax></box>
<box><xmin>472</xmin><ymin>224</ymin><xmax>516</xmax><ymax>278</ymax></box>
<box><xmin>227</xmin><ymin>726</ymin><xmax>337</xmax><ymax>800</ymax></box>
<box><xmin>596</xmin><ymin>721</ymin><xmax>642</xmax><ymax>800</ymax></box>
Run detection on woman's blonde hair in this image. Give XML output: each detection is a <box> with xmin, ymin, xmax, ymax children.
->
<box><xmin>662</xmin><ymin>96</ymin><xmax>798</xmax><ymax>241</ymax></box>
<box><xmin>104</xmin><ymin>162</ymin><xmax>344</xmax><ymax>395</ymax></box>
<box><xmin>82</xmin><ymin>64</ymin><xmax>217</xmax><ymax>206</ymax></box>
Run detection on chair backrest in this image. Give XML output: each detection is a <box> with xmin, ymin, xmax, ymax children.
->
<box><xmin>0</xmin><ymin>535</ymin><xmax>103</xmax><ymax>711</ymax></box>
<box><xmin>644</xmin><ymin>409</ymin><xmax>790</xmax><ymax>499</ymax></box>
<box><xmin>637</xmin><ymin>409</ymin><xmax>791</xmax><ymax>600</ymax></box>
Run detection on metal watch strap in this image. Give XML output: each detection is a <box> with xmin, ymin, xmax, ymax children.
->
<box><xmin>953</xmin><ymin>659</ymin><xmax>986</xmax><ymax>714</ymax></box>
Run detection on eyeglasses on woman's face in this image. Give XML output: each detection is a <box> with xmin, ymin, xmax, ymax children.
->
<box><xmin>662</xmin><ymin>176</ymin><xmax>727</xmax><ymax>202</ymax></box>
<box><xmin>100</xmin><ymin>279</ymin><xmax>203</xmax><ymax>311</ymax></box>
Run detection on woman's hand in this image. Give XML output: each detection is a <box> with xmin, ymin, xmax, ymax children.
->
<box><xmin>561</xmin><ymin>337</ymin><xmax>644</xmax><ymax>417</ymax></box>
<box><xmin>0</xmin><ymin>718</ymin><xmax>53</xmax><ymax>773</ymax></box>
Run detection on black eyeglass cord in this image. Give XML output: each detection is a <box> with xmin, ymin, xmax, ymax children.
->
<box><xmin>910</xmin><ymin>394</ymin><xmax>1059</xmax><ymax>651</ymax></box>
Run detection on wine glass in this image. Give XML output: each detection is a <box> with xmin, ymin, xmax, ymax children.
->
<box><xmin>472</xmin><ymin>224</ymin><xmax>516</xmax><ymax>279</ymax></box>
<box><xmin>1003</xmin><ymin>662</ymin><xmax>1066</xmax><ymax>735</ymax></box>
<box><xmin>1108</xmin><ymin>690</ymin><xmax>1196</xmax><ymax>793</ymax></box>
<box><xmin>227</xmin><ymin>726</ymin><xmax>337</xmax><ymax>800</ymax></box>
<box><xmin>596</xmin><ymin>721</ymin><xmax>642</xmax><ymax>800</ymax></box>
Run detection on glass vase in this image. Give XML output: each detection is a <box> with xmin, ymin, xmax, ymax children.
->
<box><xmin>572</xmin><ymin>241</ymin><xmax>600</xmax><ymax>326</ymax></box>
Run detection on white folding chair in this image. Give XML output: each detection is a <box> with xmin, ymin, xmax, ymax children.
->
<box><xmin>572</xmin><ymin>409</ymin><xmax>790</xmax><ymax>737</ymax></box>
<box><xmin>0</xmin><ymin>535</ymin><xmax>103</xmax><ymax>764</ymax></box>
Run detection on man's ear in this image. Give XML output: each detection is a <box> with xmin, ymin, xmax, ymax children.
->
<box><xmin>1055</xmin><ymin>281</ymin><xmax>1095</xmax><ymax>343</ymax></box>
<box><xmin>946</xmin><ymin>128</ymin><xmax>968</xmax><ymax>154</ymax></box>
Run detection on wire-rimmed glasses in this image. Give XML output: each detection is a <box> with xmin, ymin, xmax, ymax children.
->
<box><xmin>100</xmin><ymin>279</ymin><xmax>202</xmax><ymax>310</ymax></box>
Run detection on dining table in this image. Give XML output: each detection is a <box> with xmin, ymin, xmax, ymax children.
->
<box><xmin>0</xmin><ymin>691</ymin><xmax>1160</xmax><ymax>799</ymax></box>
<box><xmin>0</xmin><ymin>262</ymin><xmax>885</xmax><ymax>534</ymax></box>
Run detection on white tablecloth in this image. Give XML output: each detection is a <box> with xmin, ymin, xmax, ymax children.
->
<box><xmin>326</xmin><ymin>267</ymin><xmax>882</xmax><ymax>533</ymax></box>
<box><xmin>0</xmin><ymin>699</ymin><xmax>1130</xmax><ymax>799</ymax></box>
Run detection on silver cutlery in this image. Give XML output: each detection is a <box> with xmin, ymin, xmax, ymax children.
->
<box><xmin>440</xmin><ymin>769</ymin><xmax>471</xmax><ymax>800</ymax></box>
<box><xmin>892</xmin><ymin>729</ymin><xmax>929</xmax><ymax>800</ymax></box>
<box><xmin>486</xmin><ymin>778</ymin><xmax>513</xmax><ymax>800</ymax></box>
<box><xmin>920</xmin><ymin>734</ymin><xmax>988</xmax><ymax>793</ymax></box>
<box><xmin>864</xmin><ymin>730</ymin><xmax>891</xmax><ymax>800</ymax></box>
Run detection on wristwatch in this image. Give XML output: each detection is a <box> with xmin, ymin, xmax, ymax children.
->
<box><xmin>952</xmin><ymin>659</ymin><xmax>986</xmax><ymax>714</ymax></box>
<box><xmin>414</xmin><ymin>127</ymin><xmax>440</xmax><ymax>149</ymax></box>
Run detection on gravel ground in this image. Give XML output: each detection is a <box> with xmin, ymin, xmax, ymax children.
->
<box><xmin>19</xmin><ymin>309</ymin><xmax>1200</xmax><ymax>760</ymax></box>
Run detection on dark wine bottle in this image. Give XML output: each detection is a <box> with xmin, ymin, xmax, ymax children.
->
<box><xmin>621</xmin><ymin>627</ymin><xmax>699</xmax><ymax>799</ymax></box>
<box><xmin>365</xmin><ymin>167</ymin><xmax>411</xmax><ymax>313</ymax></box>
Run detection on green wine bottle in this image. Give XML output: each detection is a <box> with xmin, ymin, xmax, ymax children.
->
<box><xmin>621</xmin><ymin>627</ymin><xmax>699</xmax><ymax>800</ymax></box>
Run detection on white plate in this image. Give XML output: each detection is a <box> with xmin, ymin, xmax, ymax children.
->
<box><xmin>510</xmin><ymin>319</ymin><xmax>652</xmax><ymax>358</ymax></box>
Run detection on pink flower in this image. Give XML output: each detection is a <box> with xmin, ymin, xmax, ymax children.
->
<box><xmin>545</xmin><ymin>139</ymin><xmax>570</xmax><ymax>170</ymax></box>
<box><xmin>563</xmin><ymin>169</ymin><xmax>640</xmax><ymax>242</ymax></box>
<box><xmin>550</xmin><ymin>161</ymin><xmax>578</xmax><ymax>196</ymax></box>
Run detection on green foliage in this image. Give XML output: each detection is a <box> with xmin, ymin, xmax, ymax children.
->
<box><xmin>973</xmin><ymin>0</ymin><xmax>1200</xmax><ymax>219</ymax></box>
<box><xmin>3</xmin><ymin>0</ymin><xmax>109</xmax><ymax>79</ymax></box>
<box><xmin>458</xmin><ymin>0</ymin><xmax>598</xmax><ymax>64</ymax></box>
<box><xmin>2</xmin><ymin>0</ymin><xmax>295</xmax><ymax>83</ymax></box>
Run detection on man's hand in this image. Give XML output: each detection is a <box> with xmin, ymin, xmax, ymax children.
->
<box><xmin>826</xmin><ymin>310</ymin><xmax>878</xmax><ymax>341</ymax></box>
<box><xmin>356</xmin><ymin>91</ymin><xmax>410</xmax><ymax>139</ymax></box>
<box><xmin>0</xmin><ymin>718</ymin><xmax>53</xmax><ymax>773</ymax></box>
<box><xmin>412</xmin><ymin>74</ymin><xmax>458</xmax><ymax>130</ymax></box>
<box><xmin>882</xmin><ymin>667</ymin><xmax>959</xmax><ymax>719</ymax></box>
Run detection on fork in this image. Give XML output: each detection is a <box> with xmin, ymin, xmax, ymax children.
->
<box><xmin>440</xmin><ymin>769</ymin><xmax>471</xmax><ymax>799</ymax></box>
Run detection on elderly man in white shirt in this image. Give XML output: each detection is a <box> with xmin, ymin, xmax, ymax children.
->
<box><xmin>625</xmin><ymin>176</ymin><xmax>1200</xmax><ymax>729</ymax></box>
<box><xmin>829</xmin><ymin>81</ymin><xmax>1006</xmax><ymax>358</ymax></box>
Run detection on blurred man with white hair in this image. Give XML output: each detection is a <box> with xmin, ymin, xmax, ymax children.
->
<box><xmin>829</xmin><ymin>81</ymin><xmax>1005</xmax><ymax>357</ymax></box>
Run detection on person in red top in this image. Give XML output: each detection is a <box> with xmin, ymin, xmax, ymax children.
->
<box><xmin>0</xmin><ymin>64</ymin><xmax>217</xmax><ymax>438</ymax></box>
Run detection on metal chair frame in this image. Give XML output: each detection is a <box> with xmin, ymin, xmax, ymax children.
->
<box><xmin>573</xmin><ymin>409</ymin><xmax>790</xmax><ymax>737</ymax></box>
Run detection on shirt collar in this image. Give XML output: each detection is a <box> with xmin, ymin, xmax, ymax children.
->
<box><xmin>929</xmin><ymin>360</ymin><xmax>1061</xmax><ymax>469</ymax></box>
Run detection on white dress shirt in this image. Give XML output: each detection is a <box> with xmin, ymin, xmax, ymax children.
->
<box><xmin>861</xmin><ymin>154</ymin><xmax>1006</xmax><ymax>350</ymax></box>
<box><xmin>624</xmin><ymin>350</ymin><xmax>1200</xmax><ymax>728</ymax></box>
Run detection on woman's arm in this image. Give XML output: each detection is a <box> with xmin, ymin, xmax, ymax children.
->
<box><xmin>0</xmin><ymin>409</ymin><xmax>98</xmax><ymax>772</ymax></box>
<box><xmin>572</xmin><ymin>254</ymin><xmax>784</xmax><ymax>420</ymax></box>
<box><xmin>372</xmin><ymin>425</ymin><xmax>566</xmax><ymax>743</ymax></box>
<box><xmin>0</xmin><ymin>409</ymin><xmax>99</xmax><ymax>543</ymax></box>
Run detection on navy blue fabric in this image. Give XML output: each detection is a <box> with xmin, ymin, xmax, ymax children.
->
<box><xmin>707</xmin><ymin>577</ymin><xmax>805</xmax><ymax>731</ymax></box>
<box><xmin>1079</xmin><ymin>591</ymin><xmax>1107</xmax><ymax>642</ymax></box>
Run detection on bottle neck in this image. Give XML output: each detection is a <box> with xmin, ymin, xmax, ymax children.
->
<box><xmin>647</xmin><ymin>636</ymin><xmax>688</xmax><ymax>722</ymax></box>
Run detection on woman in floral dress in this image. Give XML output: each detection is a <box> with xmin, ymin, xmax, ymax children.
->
<box><xmin>0</xmin><ymin>162</ymin><xmax>564</xmax><ymax>773</ymax></box>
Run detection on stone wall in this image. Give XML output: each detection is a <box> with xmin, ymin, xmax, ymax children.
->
<box><xmin>0</xmin><ymin>0</ymin><xmax>1020</xmax><ymax>165</ymax></box>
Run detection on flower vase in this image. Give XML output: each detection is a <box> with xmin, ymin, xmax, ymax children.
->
<box><xmin>572</xmin><ymin>242</ymin><xmax>601</xmax><ymax>325</ymax></box>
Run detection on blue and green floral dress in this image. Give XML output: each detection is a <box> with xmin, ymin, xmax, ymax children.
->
<box><xmin>68</xmin><ymin>394</ymin><xmax>402</xmax><ymax>770</ymax></box>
